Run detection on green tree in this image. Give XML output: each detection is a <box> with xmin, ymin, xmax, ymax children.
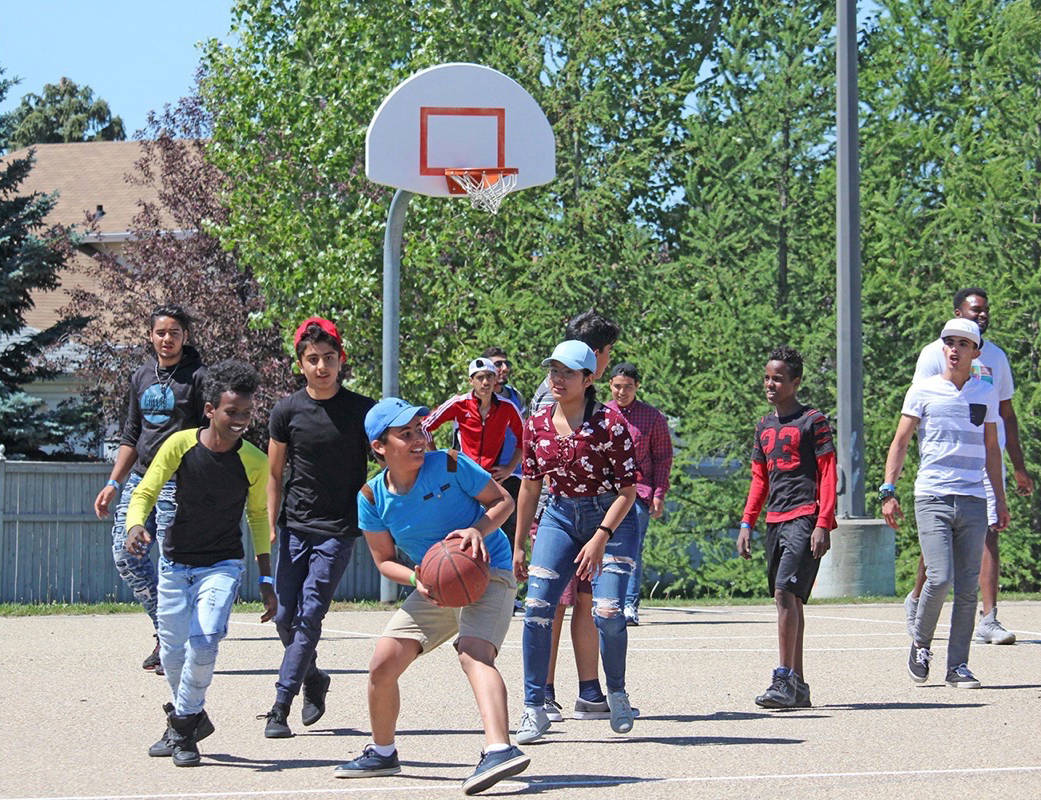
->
<box><xmin>5</xmin><ymin>77</ymin><xmax>125</xmax><ymax>151</ymax></box>
<box><xmin>662</xmin><ymin>0</ymin><xmax>837</xmax><ymax>596</ymax></box>
<box><xmin>0</xmin><ymin>139</ymin><xmax>90</xmax><ymax>456</ymax></box>
<box><xmin>859</xmin><ymin>0</ymin><xmax>1041</xmax><ymax>590</ymax></box>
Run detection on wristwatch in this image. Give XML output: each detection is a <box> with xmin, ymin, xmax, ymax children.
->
<box><xmin>877</xmin><ymin>483</ymin><xmax>897</xmax><ymax>502</ymax></box>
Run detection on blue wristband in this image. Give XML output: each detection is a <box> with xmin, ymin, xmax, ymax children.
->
<box><xmin>258</xmin><ymin>575</ymin><xmax>274</xmax><ymax>586</ymax></box>
<box><xmin>879</xmin><ymin>483</ymin><xmax>896</xmax><ymax>492</ymax></box>
<box><xmin>106</xmin><ymin>479</ymin><xmax>122</xmax><ymax>491</ymax></box>
<box><xmin>739</xmin><ymin>522</ymin><xmax>751</xmax><ymax>529</ymax></box>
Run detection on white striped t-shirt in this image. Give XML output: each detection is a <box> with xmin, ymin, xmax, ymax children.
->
<box><xmin>901</xmin><ymin>374</ymin><xmax>999</xmax><ymax>499</ymax></box>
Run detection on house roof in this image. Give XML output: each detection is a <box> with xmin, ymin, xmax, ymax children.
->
<box><xmin>1</xmin><ymin>141</ymin><xmax>184</xmax><ymax>331</ymax></box>
<box><xmin>1</xmin><ymin>140</ymin><xmax>169</xmax><ymax>234</ymax></box>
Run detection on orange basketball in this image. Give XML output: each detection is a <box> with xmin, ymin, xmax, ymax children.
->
<box><xmin>418</xmin><ymin>537</ymin><xmax>490</xmax><ymax>607</ymax></box>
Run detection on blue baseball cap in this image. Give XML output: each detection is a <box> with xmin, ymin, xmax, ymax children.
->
<box><xmin>541</xmin><ymin>340</ymin><xmax>597</xmax><ymax>373</ymax></box>
<box><xmin>364</xmin><ymin>397</ymin><xmax>430</xmax><ymax>441</ymax></box>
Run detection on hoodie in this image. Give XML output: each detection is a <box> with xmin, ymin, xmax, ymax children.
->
<box><xmin>119</xmin><ymin>344</ymin><xmax>208</xmax><ymax>475</ymax></box>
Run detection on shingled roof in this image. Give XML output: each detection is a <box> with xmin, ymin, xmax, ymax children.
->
<box><xmin>1</xmin><ymin>141</ymin><xmax>178</xmax><ymax>330</ymax></box>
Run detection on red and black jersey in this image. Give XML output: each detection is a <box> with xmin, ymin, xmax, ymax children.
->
<box><xmin>741</xmin><ymin>405</ymin><xmax>837</xmax><ymax>530</ymax></box>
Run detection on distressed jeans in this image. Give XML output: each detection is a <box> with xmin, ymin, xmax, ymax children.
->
<box><xmin>157</xmin><ymin>556</ymin><xmax>244</xmax><ymax>716</ymax></box>
<box><xmin>522</xmin><ymin>493</ymin><xmax>639</xmax><ymax>706</ymax></box>
<box><xmin>110</xmin><ymin>471</ymin><xmax>177</xmax><ymax>627</ymax></box>
<box><xmin>274</xmin><ymin>528</ymin><xmax>355</xmax><ymax>705</ymax></box>
<box><xmin>913</xmin><ymin>494</ymin><xmax>988</xmax><ymax>670</ymax></box>
<box><xmin>623</xmin><ymin>498</ymin><xmax>651</xmax><ymax>610</ymax></box>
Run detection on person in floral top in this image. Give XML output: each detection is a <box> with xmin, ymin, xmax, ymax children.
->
<box><xmin>512</xmin><ymin>340</ymin><xmax>640</xmax><ymax>745</ymax></box>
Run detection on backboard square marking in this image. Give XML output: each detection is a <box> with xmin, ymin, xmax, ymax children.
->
<box><xmin>419</xmin><ymin>107</ymin><xmax>506</xmax><ymax>175</ymax></box>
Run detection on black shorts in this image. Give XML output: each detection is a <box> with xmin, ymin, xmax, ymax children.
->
<box><xmin>765</xmin><ymin>515</ymin><xmax>821</xmax><ymax>603</ymax></box>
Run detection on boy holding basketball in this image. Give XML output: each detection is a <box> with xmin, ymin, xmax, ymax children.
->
<box><xmin>737</xmin><ymin>346</ymin><xmax>836</xmax><ymax>709</ymax></box>
<box><xmin>334</xmin><ymin>397</ymin><xmax>529</xmax><ymax>795</ymax></box>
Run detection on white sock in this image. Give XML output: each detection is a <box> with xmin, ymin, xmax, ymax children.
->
<box><xmin>485</xmin><ymin>742</ymin><xmax>511</xmax><ymax>753</ymax></box>
<box><xmin>370</xmin><ymin>742</ymin><xmax>396</xmax><ymax>757</ymax></box>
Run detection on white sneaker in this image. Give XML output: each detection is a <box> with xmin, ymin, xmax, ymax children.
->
<box><xmin>974</xmin><ymin>608</ymin><xmax>1016</xmax><ymax>645</ymax></box>
<box><xmin>624</xmin><ymin>605</ymin><xmax>640</xmax><ymax>626</ymax></box>
<box><xmin>606</xmin><ymin>690</ymin><xmax>634</xmax><ymax>734</ymax></box>
<box><xmin>515</xmin><ymin>705</ymin><xmax>550</xmax><ymax>744</ymax></box>
<box><xmin>543</xmin><ymin>699</ymin><xmax>563</xmax><ymax>722</ymax></box>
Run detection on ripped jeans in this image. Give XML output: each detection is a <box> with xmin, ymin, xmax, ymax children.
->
<box><xmin>522</xmin><ymin>493</ymin><xmax>639</xmax><ymax>706</ymax></box>
<box><xmin>157</xmin><ymin>556</ymin><xmax>244</xmax><ymax>716</ymax></box>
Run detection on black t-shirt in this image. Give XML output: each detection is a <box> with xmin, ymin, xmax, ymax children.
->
<box><xmin>269</xmin><ymin>386</ymin><xmax>376</xmax><ymax>537</ymax></box>
<box><xmin>751</xmin><ymin>405</ymin><xmax>834</xmax><ymax>516</ymax></box>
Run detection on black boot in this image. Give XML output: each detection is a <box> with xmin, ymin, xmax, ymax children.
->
<box><xmin>168</xmin><ymin>711</ymin><xmax>204</xmax><ymax>766</ymax></box>
<box><xmin>149</xmin><ymin>703</ymin><xmax>215</xmax><ymax>757</ymax></box>
<box><xmin>261</xmin><ymin>702</ymin><xmax>293</xmax><ymax>738</ymax></box>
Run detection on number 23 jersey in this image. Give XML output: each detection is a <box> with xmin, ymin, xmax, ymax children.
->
<box><xmin>748</xmin><ymin>405</ymin><xmax>836</xmax><ymax>528</ymax></box>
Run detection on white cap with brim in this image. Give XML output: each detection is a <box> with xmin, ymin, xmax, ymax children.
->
<box><xmin>468</xmin><ymin>357</ymin><xmax>498</xmax><ymax>377</ymax></box>
<box><xmin>541</xmin><ymin>340</ymin><xmax>598</xmax><ymax>373</ymax></box>
<box><xmin>940</xmin><ymin>318</ymin><xmax>981</xmax><ymax>346</ymax></box>
<box><xmin>365</xmin><ymin>397</ymin><xmax>430</xmax><ymax>441</ymax></box>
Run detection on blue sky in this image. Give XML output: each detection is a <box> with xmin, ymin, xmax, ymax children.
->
<box><xmin>0</xmin><ymin>0</ymin><xmax>234</xmax><ymax>138</ymax></box>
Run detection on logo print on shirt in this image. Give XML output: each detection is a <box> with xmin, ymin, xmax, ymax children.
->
<box><xmin>141</xmin><ymin>383</ymin><xmax>175</xmax><ymax>425</ymax></box>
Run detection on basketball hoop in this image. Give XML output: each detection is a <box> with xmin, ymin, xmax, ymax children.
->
<box><xmin>444</xmin><ymin>168</ymin><xmax>518</xmax><ymax>214</ymax></box>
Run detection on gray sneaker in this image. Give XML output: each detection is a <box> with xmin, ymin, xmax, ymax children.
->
<box><xmin>792</xmin><ymin>673</ymin><xmax>811</xmax><ymax>708</ymax></box>
<box><xmin>572</xmin><ymin>697</ymin><xmax>641</xmax><ymax>719</ymax></box>
<box><xmin>606</xmin><ymin>690</ymin><xmax>634</xmax><ymax>734</ymax></box>
<box><xmin>974</xmin><ymin>608</ymin><xmax>1016</xmax><ymax>645</ymax></box>
<box><xmin>908</xmin><ymin>643</ymin><xmax>932</xmax><ymax>684</ymax></box>
<box><xmin>515</xmin><ymin>705</ymin><xmax>550</xmax><ymax>745</ymax></box>
<box><xmin>755</xmin><ymin>667</ymin><xmax>797</xmax><ymax>708</ymax></box>
<box><xmin>903</xmin><ymin>591</ymin><xmax>918</xmax><ymax>639</ymax></box>
<box><xmin>462</xmin><ymin>745</ymin><xmax>530</xmax><ymax>795</ymax></box>
<box><xmin>333</xmin><ymin>745</ymin><xmax>401</xmax><ymax>778</ymax></box>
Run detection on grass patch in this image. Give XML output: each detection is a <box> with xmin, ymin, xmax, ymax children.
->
<box><xmin>0</xmin><ymin>598</ymin><xmax>393</xmax><ymax>617</ymax></box>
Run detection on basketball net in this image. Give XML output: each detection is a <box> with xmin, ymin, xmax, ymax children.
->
<box><xmin>444</xmin><ymin>168</ymin><xmax>518</xmax><ymax>215</ymax></box>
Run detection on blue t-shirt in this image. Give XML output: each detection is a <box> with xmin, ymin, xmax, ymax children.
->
<box><xmin>357</xmin><ymin>450</ymin><xmax>513</xmax><ymax>570</ymax></box>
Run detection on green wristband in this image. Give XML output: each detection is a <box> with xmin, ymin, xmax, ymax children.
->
<box><xmin>409</xmin><ymin>571</ymin><xmax>417</xmax><ymax>586</ymax></box>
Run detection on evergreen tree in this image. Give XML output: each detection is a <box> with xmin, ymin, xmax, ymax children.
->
<box><xmin>0</xmin><ymin>145</ymin><xmax>90</xmax><ymax>457</ymax></box>
<box><xmin>5</xmin><ymin>77</ymin><xmax>125</xmax><ymax>151</ymax></box>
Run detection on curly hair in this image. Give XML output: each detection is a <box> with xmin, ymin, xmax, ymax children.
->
<box><xmin>203</xmin><ymin>359</ymin><xmax>260</xmax><ymax>408</ymax></box>
<box><xmin>953</xmin><ymin>287</ymin><xmax>987</xmax><ymax>310</ymax></box>
<box><xmin>768</xmin><ymin>345</ymin><xmax>803</xmax><ymax>380</ymax></box>
<box><xmin>149</xmin><ymin>304</ymin><xmax>193</xmax><ymax>332</ymax></box>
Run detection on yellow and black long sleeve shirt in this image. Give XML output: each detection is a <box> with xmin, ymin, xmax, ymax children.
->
<box><xmin>126</xmin><ymin>428</ymin><xmax>269</xmax><ymax>567</ymax></box>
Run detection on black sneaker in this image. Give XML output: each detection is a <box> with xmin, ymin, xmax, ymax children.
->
<box><xmin>301</xmin><ymin>669</ymin><xmax>331</xmax><ymax>726</ymax></box>
<box><xmin>142</xmin><ymin>635</ymin><xmax>161</xmax><ymax>671</ymax></box>
<box><xmin>462</xmin><ymin>746</ymin><xmax>531</xmax><ymax>795</ymax></box>
<box><xmin>792</xmin><ymin>673</ymin><xmax>811</xmax><ymax>708</ymax></box>
<box><xmin>333</xmin><ymin>745</ymin><xmax>402</xmax><ymax>778</ymax></box>
<box><xmin>945</xmin><ymin>663</ymin><xmax>981</xmax><ymax>689</ymax></box>
<box><xmin>149</xmin><ymin>703</ymin><xmax>215</xmax><ymax>757</ymax></box>
<box><xmin>260</xmin><ymin>702</ymin><xmax>293</xmax><ymax>738</ymax></box>
<box><xmin>755</xmin><ymin>668</ymin><xmax>796</xmax><ymax>709</ymax></box>
<box><xmin>908</xmin><ymin>643</ymin><xmax>932</xmax><ymax>683</ymax></box>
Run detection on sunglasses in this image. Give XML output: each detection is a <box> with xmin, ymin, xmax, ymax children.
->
<box><xmin>492</xmin><ymin>359</ymin><xmax>511</xmax><ymax>368</ymax></box>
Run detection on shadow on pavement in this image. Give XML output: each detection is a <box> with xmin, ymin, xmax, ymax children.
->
<box><xmin>512</xmin><ymin>773</ymin><xmax>651</xmax><ymax>793</ymax></box>
<box><xmin>213</xmin><ymin>667</ymin><xmax>367</xmax><ymax>676</ymax></box>
<box><xmin>818</xmin><ymin>701</ymin><xmax>985</xmax><ymax>710</ymax></box>
<box><xmin>565</xmin><ymin>735</ymin><xmax>803</xmax><ymax>747</ymax></box>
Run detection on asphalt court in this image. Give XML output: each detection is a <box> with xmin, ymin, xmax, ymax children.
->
<box><xmin>3</xmin><ymin>600</ymin><xmax>1040</xmax><ymax>800</ymax></box>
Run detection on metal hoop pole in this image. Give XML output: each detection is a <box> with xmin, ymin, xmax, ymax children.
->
<box><xmin>380</xmin><ymin>188</ymin><xmax>412</xmax><ymax>602</ymax></box>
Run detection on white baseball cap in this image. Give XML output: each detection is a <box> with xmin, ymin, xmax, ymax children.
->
<box><xmin>468</xmin><ymin>357</ymin><xmax>498</xmax><ymax>377</ymax></box>
<box><xmin>940</xmin><ymin>318</ymin><xmax>981</xmax><ymax>346</ymax></box>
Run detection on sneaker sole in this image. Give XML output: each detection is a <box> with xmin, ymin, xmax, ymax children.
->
<box><xmin>545</xmin><ymin>711</ymin><xmax>563</xmax><ymax>723</ymax></box>
<box><xmin>149</xmin><ymin>716</ymin><xmax>215</xmax><ymax>757</ymax></box>
<box><xmin>754</xmin><ymin>696</ymin><xmax>796</xmax><ymax>709</ymax></box>
<box><xmin>974</xmin><ymin>634</ymin><xmax>1016</xmax><ymax>645</ymax></box>
<box><xmin>462</xmin><ymin>753</ymin><xmax>531</xmax><ymax>795</ymax></box>
<box><xmin>264</xmin><ymin>727</ymin><xmax>293</xmax><ymax>739</ymax></box>
<box><xmin>572</xmin><ymin>707</ymin><xmax>640</xmax><ymax>720</ymax></box>
<box><xmin>946</xmin><ymin>680</ymin><xmax>981</xmax><ymax>689</ymax></box>
<box><xmin>333</xmin><ymin>765</ymin><xmax>401</xmax><ymax>779</ymax></box>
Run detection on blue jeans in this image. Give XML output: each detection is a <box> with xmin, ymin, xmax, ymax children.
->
<box><xmin>110</xmin><ymin>471</ymin><xmax>177</xmax><ymax>627</ymax></box>
<box><xmin>522</xmin><ymin>494</ymin><xmax>640</xmax><ymax>706</ymax></box>
<box><xmin>624</xmin><ymin>499</ymin><xmax>651</xmax><ymax>609</ymax></box>
<box><xmin>157</xmin><ymin>556</ymin><xmax>244</xmax><ymax>715</ymax></box>
<box><xmin>274</xmin><ymin>528</ymin><xmax>355</xmax><ymax>704</ymax></box>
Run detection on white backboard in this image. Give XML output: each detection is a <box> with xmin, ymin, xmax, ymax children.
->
<box><xmin>366</xmin><ymin>63</ymin><xmax>556</xmax><ymax>198</ymax></box>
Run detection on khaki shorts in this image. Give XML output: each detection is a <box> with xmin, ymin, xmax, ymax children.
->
<box><xmin>382</xmin><ymin>568</ymin><xmax>516</xmax><ymax>654</ymax></box>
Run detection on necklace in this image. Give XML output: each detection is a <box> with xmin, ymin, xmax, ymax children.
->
<box><xmin>154</xmin><ymin>360</ymin><xmax>180</xmax><ymax>404</ymax></box>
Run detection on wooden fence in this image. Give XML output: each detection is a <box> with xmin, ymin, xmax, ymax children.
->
<box><xmin>0</xmin><ymin>455</ymin><xmax>382</xmax><ymax>603</ymax></box>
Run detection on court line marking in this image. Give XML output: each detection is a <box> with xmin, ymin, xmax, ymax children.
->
<box><xmin>500</xmin><ymin>644</ymin><xmax>914</xmax><ymax>653</ymax></box>
<box><xmin>8</xmin><ymin>764</ymin><xmax>1041</xmax><ymax>800</ymax></box>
